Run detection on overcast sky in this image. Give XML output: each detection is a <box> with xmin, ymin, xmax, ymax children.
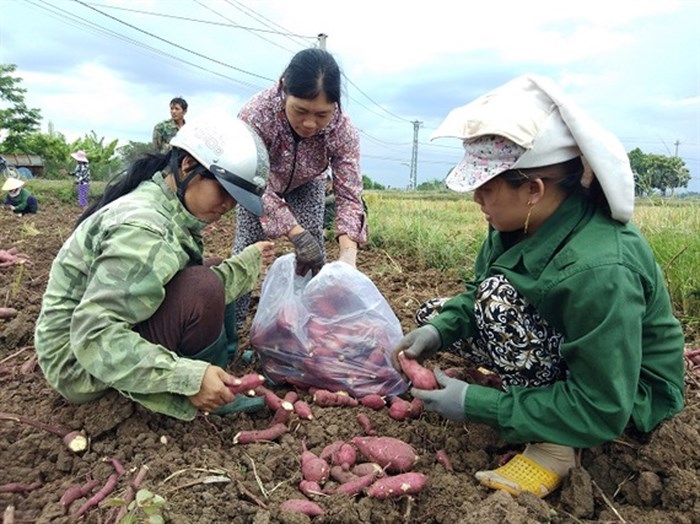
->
<box><xmin>1</xmin><ymin>0</ymin><xmax>699</xmax><ymax>191</ymax></box>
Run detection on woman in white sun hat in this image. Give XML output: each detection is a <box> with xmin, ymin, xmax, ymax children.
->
<box><xmin>71</xmin><ymin>150</ymin><xmax>91</xmax><ymax>208</ymax></box>
<box><xmin>392</xmin><ymin>74</ymin><xmax>685</xmax><ymax>498</ymax></box>
<box><xmin>2</xmin><ymin>177</ymin><xmax>38</xmax><ymax>215</ymax></box>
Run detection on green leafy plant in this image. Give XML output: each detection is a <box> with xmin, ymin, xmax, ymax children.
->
<box><xmin>109</xmin><ymin>489</ymin><xmax>167</xmax><ymax>524</ymax></box>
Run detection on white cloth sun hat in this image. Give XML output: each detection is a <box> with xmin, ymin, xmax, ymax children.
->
<box><xmin>71</xmin><ymin>150</ymin><xmax>88</xmax><ymax>163</ymax></box>
<box><xmin>2</xmin><ymin>177</ymin><xmax>25</xmax><ymax>192</ymax></box>
<box><xmin>431</xmin><ymin>74</ymin><xmax>635</xmax><ymax>223</ymax></box>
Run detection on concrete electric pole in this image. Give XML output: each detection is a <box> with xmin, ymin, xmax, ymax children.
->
<box><xmin>409</xmin><ymin>120</ymin><xmax>422</xmax><ymax>189</ymax></box>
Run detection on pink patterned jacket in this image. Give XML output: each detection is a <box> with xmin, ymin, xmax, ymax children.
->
<box><xmin>238</xmin><ymin>87</ymin><xmax>367</xmax><ymax>244</ymax></box>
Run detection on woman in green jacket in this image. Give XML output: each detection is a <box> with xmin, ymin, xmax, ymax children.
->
<box><xmin>2</xmin><ymin>177</ymin><xmax>38</xmax><ymax>215</ymax></box>
<box><xmin>394</xmin><ymin>75</ymin><xmax>685</xmax><ymax>498</ymax></box>
<box><xmin>35</xmin><ymin>118</ymin><xmax>275</xmax><ymax>420</ymax></box>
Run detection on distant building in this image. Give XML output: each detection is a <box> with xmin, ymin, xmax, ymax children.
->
<box><xmin>0</xmin><ymin>154</ymin><xmax>45</xmax><ymax>178</ymax></box>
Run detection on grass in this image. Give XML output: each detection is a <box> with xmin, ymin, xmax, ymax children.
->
<box><xmin>365</xmin><ymin>191</ymin><xmax>700</xmax><ymax>333</ymax></box>
<box><xmin>20</xmin><ymin>181</ymin><xmax>699</xmax><ymax>335</ymax></box>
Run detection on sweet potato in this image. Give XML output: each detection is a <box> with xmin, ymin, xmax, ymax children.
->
<box><xmin>331</xmin><ymin>471</ymin><xmax>379</xmax><ymax>497</ymax></box>
<box><xmin>283</xmin><ymin>391</ymin><xmax>299</xmax><ymax>404</ymax></box>
<box><xmin>293</xmin><ymin>400</ymin><xmax>313</xmax><ymax>420</ymax></box>
<box><xmin>312</xmin><ymin>389</ymin><xmax>359</xmax><ymax>407</ymax></box>
<box><xmin>356</xmin><ymin>414</ymin><xmax>377</xmax><ymax>436</ymax></box>
<box><xmin>397</xmin><ymin>351</ymin><xmax>438</xmax><ymax>390</ymax></box>
<box><xmin>270</xmin><ymin>407</ymin><xmax>291</xmax><ymax>426</ymax></box>
<box><xmin>227</xmin><ymin>374</ymin><xmax>265</xmax><ymax>395</ymax></box>
<box><xmin>351</xmin><ymin>462</ymin><xmax>383</xmax><ymax>477</ymax></box>
<box><xmin>366</xmin><ymin>472</ymin><xmax>428</xmax><ymax>499</ymax></box>
<box><xmin>408</xmin><ymin>398</ymin><xmax>423</xmax><ymax>418</ymax></box>
<box><xmin>299</xmin><ymin>480</ymin><xmax>323</xmax><ymax>497</ymax></box>
<box><xmin>388</xmin><ymin>397</ymin><xmax>412</xmax><ymax>421</ymax></box>
<box><xmin>319</xmin><ymin>441</ymin><xmax>344</xmax><ymax>461</ymax></box>
<box><xmin>301</xmin><ymin>440</ymin><xmax>330</xmax><ymax>484</ymax></box>
<box><xmin>350</xmin><ymin>436</ymin><xmax>418</xmax><ymax>473</ymax></box>
<box><xmin>435</xmin><ymin>449</ymin><xmax>453</xmax><ymax>471</ymax></box>
<box><xmin>329</xmin><ymin>465</ymin><xmax>358</xmax><ymax>484</ymax></box>
<box><xmin>333</xmin><ymin>443</ymin><xmax>357</xmax><ymax>469</ymax></box>
<box><xmin>254</xmin><ymin>387</ymin><xmax>293</xmax><ymax>412</ymax></box>
<box><xmin>233</xmin><ymin>423</ymin><xmax>288</xmax><ymax>445</ymax></box>
<box><xmin>279</xmin><ymin>499</ymin><xmax>324</xmax><ymax>516</ymax></box>
<box><xmin>359</xmin><ymin>394</ymin><xmax>386</xmax><ymax>410</ymax></box>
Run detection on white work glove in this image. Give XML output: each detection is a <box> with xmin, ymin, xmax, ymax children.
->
<box><xmin>411</xmin><ymin>368</ymin><xmax>469</xmax><ymax>422</ymax></box>
<box><xmin>338</xmin><ymin>247</ymin><xmax>358</xmax><ymax>267</ymax></box>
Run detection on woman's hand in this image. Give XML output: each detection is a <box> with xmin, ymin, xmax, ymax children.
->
<box><xmin>252</xmin><ymin>240</ymin><xmax>275</xmax><ymax>264</ymax></box>
<box><xmin>188</xmin><ymin>365</ymin><xmax>237</xmax><ymax>412</ymax></box>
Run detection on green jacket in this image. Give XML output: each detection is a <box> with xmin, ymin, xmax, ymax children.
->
<box><xmin>35</xmin><ymin>172</ymin><xmax>263</xmax><ymax>420</ymax></box>
<box><xmin>152</xmin><ymin>119</ymin><xmax>181</xmax><ymax>153</ymax></box>
<box><xmin>430</xmin><ymin>190</ymin><xmax>685</xmax><ymax>447</ymax></box>
<box><xmin>4</xmin><ymin>187</ymin><xmax>37</xmax><ymax>213</ymax></box>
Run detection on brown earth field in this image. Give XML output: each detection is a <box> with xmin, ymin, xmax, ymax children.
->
<box><xmin>1</xmin><ymin>199</ymin><xmax>699</xmax><ymax>524</ymax></box>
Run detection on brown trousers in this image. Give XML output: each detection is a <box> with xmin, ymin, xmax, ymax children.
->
<box><xmin>135</xmin><ymin>265</ymin><xmax>225</xmax><ymax>357</ymax></box>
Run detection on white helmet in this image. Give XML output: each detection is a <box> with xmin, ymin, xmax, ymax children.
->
<box><xmin>170</xmin><ymin>118</ymin><xmax>269</xmax><ymax>216</ymax></box>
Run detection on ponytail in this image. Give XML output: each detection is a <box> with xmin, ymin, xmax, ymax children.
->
<box><xmin>74</xmin><ymin>152</ymin><xmax>170</xmax><ymax>228</ymax></box>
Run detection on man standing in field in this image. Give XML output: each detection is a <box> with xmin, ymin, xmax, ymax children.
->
<box><xmin>152</xmin><ymin>97</ymin><xmax>188</xmax><ymax>153</ymax></box>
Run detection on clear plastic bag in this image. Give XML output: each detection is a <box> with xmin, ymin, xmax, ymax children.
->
<box><xmin>250</xmin><ymin>254</ymin><xmax>408</xmax><ymax>398</ymax></box>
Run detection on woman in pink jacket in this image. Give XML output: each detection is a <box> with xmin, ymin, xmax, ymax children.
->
<box><xmin>232</xmin><ymin>47</ymin><xmax>368</xmax><ymax>331</ymax></box>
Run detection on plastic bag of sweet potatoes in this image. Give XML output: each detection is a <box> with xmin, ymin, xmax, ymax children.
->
<box><xmin>250</xmin><ymin>254</ymin><xmax>409</xmax><ymax>398</ymax></box>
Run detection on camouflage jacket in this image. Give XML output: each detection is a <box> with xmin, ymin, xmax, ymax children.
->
<box><xmin>34</xmin><ymin>172</ymin><xmax>263</xmax><ymax>420</ymax></box>
<box><xmin>152</xmin><ymin>119</ymin><xmax>182</xmax><ymax>153</ymax></box>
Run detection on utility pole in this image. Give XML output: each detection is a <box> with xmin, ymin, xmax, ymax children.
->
<box><xmin>409</xmin><ymin>120</ymin><xmax>422</xmax><ymax>189</ymax></box>
<box><xmin>317</xmin><ymin>33</ymin><xmax>327</xmax><ymax>50</ymax></box>
<box><xmin>673</xmin><ymin>140</ymin><xmax>680</xmax><ymax>157</ymax></box>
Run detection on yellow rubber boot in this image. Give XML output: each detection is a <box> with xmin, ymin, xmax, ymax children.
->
<box><xmin>475</xmin><ymin>443</ymin><xmax>575</xmax><ymax>498</ymax></box>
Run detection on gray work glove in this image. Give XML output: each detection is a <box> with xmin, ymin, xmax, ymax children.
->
<box><xmin>411</xmin><ymin>368</ymin><xmax>469</xmax><ymax>422</ymax></box>
<box><xmin>290</xmin><ymin>230</ymin><xmax>324</xmax><ymax>277</ymax></box>
<box><xmin>393</xmin><ymin>324</ymin><xmax>441</xmax><ymax>362</ymax></box>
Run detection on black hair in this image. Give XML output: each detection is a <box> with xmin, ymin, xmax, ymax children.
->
<box><xmin>280</xmin><ymin>48</ymin><xmax>342</xmax><ymax>111</ymax></box>
<box><xmin>170</xmin><ymin>97</ymin><xmax>188</xmax><ymax>111</ymax></box>
<box><xmin>74</xmin><ymin>152</ymin><xmax>171</xmax><ymax>229</ymax></box>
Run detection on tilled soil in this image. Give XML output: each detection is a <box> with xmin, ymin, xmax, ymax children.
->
<box><xmin>1</xmin><ymin>200</ymin><xmax>699</xmax><ymax>524</ymax></box>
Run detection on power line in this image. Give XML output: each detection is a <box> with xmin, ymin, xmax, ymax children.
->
<box><xmin>193</xmin><ymin>0</ymin><xmax>298</xmax><ymax>53</ymax></box>
<box><xmin>83</xmin><ymin>0</ymin><xmax>315</xmax><ymax>40</ymax></box>
<box><xmin>222</xmin><ymin>0</ymin><xmax>312</xmax><ymax>48</ymax></box>
<box><xmin>27</xmin><ymin>0</ymin><xmax>266</xmax><ymax>92</ymax></box>
<box><xmin>72</xmin><ymin>0</ymin><xmax>275</xmax><ymax>83</ymax></box>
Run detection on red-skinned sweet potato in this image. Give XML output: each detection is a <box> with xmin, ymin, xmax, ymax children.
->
<box><xmin>293</xmin><ymin>400</ymin><xmax>313</xmax><ymax>420</ymax></box>
<box><xmin>331</xmin><ymin>471</ymin><xmax>379</xmax><ymax>497</ymax></box>
<box><xmin>366</xmin><ymin>472</ymin><xmax>428</xmax><ymax>499</ymax></box>
<box><xmin>279</xmin><ymin>499</ymin><xmax>324</xmax><ymax>516</ymax></box>
<box><xmin>227</xmin><ymin>374</ymin><xmax>265</xmax><ymax>395</ymax></box>
<box><xmin>301</xmin><ymin>440</ymin><xmax>330</xmax><ymax>484</ymax></box>
<box><xmin>359</xmin><ymin>394</ymin><xmax>386</xmax><ymax>410</ymax></box>
<box><xmin>356</xmin><ymin>414</ymin><xmax>376</xmax><ymax>436</ymax></box>
<box><xmin>435</xmin><ymin>449</ymin><xmax>453</xmax><ymax>471</ymax></box>
<box><xmin>350</xmin><ymin>436</ymin><xmax>418</xmax><ymax>473</ymax></box>
<box><xmin>233</xmin><ymin>423</ymin><xmax>288</xmax><ymax>445</ymax></box>
<box><xmin>397</xmin><ymin>352</ymin><xmax>438</xmax><ymax>390</ymax></box>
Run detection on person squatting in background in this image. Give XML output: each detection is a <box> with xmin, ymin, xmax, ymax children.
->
<box><xmin>153</xmin><ymin>96</ymin><xmax>188</xmax><ymax>154</ymax></box>
<box><xmin>231</xmin><ymin>47</ymin><xmax>367</xmax><ymax>331</ymax></box>
<box><xmin>394</xmin><ymin>75</ymin><xmax>685</xmax><ymax>498</ymax></box>
<box><xmin>34</xmin><ymin>118</ymin><xmax>275</xmax><ymax>419</ymax></box>
<box><xmin>71</xmin><ymin>150</ymin><xmax>91</xmax><ymax>208</ymax></box>
<box><xmin>2</xmin><ymin>177</ymin><xmax>38</xmax><ymax>215</ymax></box>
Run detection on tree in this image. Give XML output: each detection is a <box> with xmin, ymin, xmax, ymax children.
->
<box><xmin>117</xmin><ymin>140</ymin><xmax>154</xmax><ymax>168</ymax></box>
<box><xmin>416</xmin><ymin>179</ymin><xmax>445</xmax><ymax>191</ymax></box>
<box><xmin>0</xmin><ymin>64</ymin><xmax>42</xmax><ymax>150</ymax></box>
<box><xmin>70</xmin><ymin>131</ymin><xmax>120</xmax><ymax>181</ymax></box>
<box><xmin>20</xmin><ymin>131</ymin><xmax>71</xmax><ymax>179</ymax></box>
<box><xmin>362</xmin><ymin>175</ymin><xmax>385</xmax><ymax>190</ymax></box>
<box><xmin>628</xmin><ymin>148</ymin><xmax>690</xmax><ymax>196</ymax></box>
